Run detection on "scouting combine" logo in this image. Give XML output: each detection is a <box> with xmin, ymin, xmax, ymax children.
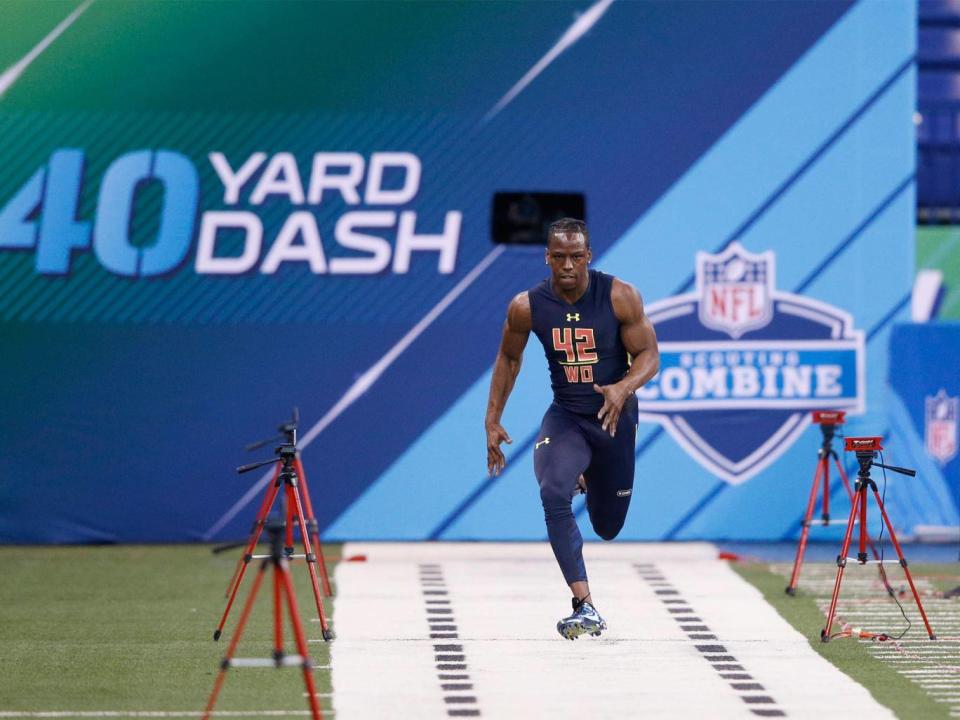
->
<box><xmin>637</xmin><ymin>243</ymin><xmax>865</xmax><ymax>484</ymax></box>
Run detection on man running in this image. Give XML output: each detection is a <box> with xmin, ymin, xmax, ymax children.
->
<box><xmin>484</xmin><ymin>218</ymin><xmax>659</xmax><ymax>640</ymax></box>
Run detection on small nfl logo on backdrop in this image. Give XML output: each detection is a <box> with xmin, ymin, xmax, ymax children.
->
<box><xmin>925</xmin><ymin>389</ymin><xmax>958</xmax><ymax>465</ymax></box>
<box><xmin>697</xmin><ymin>243</ymin><xmax>775</xmax><ymax>339</ymax></box>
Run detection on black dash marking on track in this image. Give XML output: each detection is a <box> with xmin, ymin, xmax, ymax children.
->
<box><xmin>695</xmin><ymin>645</ymin><xmax>727</xmax><ymax>653</ymax></box>
<box><xmin>419</xmin><ymin>565</ymin><xmax>480</xmax><ymax>714</ymax></box>
<box><xmin>633</xmin><ymin>563</ymin><xmax>784</xmax><ymax>718</ymax></box>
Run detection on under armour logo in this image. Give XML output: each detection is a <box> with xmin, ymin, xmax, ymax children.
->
<box><xmin>566</xmin><ymin>313</ymin><xmax>580</xmax><ymax>322</ymax></box>
<box><xmin>535</xmin><ymin>437</ymin><xmax>551</xmax><ymax>449</ymax></box>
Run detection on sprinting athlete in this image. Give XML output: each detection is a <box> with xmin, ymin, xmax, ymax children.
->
<box><xmin>484</xmin><ymin>218</ymin><xmax>659</xmax><ymax>640</ymax></box>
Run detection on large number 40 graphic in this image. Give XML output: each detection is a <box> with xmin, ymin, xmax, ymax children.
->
<box><xmin>552</xmin><ymin>327</ymin><xmax>597</xmax><ymax>383</ymax></box>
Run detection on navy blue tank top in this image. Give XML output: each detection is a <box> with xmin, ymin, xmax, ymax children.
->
<box><xmin>529</xmin><ymin>270</ymin><xmax>629</xmax><ymax>415</ymax></box>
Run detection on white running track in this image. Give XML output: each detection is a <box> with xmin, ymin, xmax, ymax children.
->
<box><xmin>331</xmin><ymin>543</ymin><xmax>895</xmax><ymax>719</ymax></box>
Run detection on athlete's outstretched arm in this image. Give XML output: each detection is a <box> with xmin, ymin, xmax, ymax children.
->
<box><xmin>593</xmin><ymin>278</ymin><xmax>660</xmax><ymax>436</ymax></box>
<box><xmin>485</xmin><ymin>292</ymin><xmax>532</xmax><ymax>476</ymax></box>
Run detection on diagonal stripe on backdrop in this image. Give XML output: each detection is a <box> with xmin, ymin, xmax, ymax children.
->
<box><xmin>202</xmin><ymin>244</ymin><xmax>506</xmax><ymax>539</ymax></box>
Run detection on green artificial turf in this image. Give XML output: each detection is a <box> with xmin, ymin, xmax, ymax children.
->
<box><xmin>733</xmin><ymin>561</ymin><xmax>949</xmax><ymax>720</ymax></box>
<box><xmin>0</xmin><ymin>544</ymin><xmax>338</xmax><ymax>715</ymax></box>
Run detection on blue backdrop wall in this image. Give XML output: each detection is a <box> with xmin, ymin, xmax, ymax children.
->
<box><xmin>0</xmin><ymin>0</ymin><xmax>930</xmax><ymax>543</ymax></box>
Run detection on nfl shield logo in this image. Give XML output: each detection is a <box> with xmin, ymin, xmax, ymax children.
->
<box><xmin>697</xmin><ymin>243</ymin><xmax>774</xmax><ymax>338</ymax></box>
<box><xmin>925</xmin><ymin>389</ymin><xmax>958</xmax><ymax>465</ymax></box>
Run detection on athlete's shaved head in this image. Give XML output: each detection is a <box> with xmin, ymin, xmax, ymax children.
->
<box><xmin>545</xmin><ymin>218</ymin><xmax>591</xmax><ymax>294</ymax></box>
<box><xmin>547</xmin><ymin>218</ymin><xmax>590</xmax><ymax>249</ymax></box>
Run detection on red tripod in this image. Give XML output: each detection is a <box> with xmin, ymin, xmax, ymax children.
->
<box><xmin>821</xmin><ymin>437</ymin><xmax>936</xmax><ymax>642</ymax></box>
<box><xmin>225</xmin><ymin>412</ymin><xmax>333</xmax><ymax>600</ymax></box>
<box><xmin>215</xmin><ymin>443</ymin><xmax>334</xmax><ymax>642</ymax></box>
<box><xmin>203</xmin><ymin>521</ymin><xmax>324</xmax><ymax>720</ymax></box>
<box><xmin>786</xmin><ymin>411</ymin><xmax>891</xmax><ymax>596</ymax></box>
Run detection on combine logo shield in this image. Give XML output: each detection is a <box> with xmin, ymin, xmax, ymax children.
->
<box><xmin>637</xmin><ymin>243</ymin><xmax>865</xmax><ymax>484</ymax></box>
<box><xmin>925</xmin><ymin>389</ymin><xmax>958</xmax><ymax>466</ymax></box>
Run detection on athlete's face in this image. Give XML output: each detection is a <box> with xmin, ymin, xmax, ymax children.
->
<box><xmin>546</xmin><ymin>232</ymin><xmax>591</xmax><ymax>291</ymax></box>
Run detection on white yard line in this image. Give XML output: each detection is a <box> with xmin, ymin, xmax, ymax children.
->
<box><xmin>331</xmin><ymin>543</ymin><xmax>895</xmax><ymax>719</ymax></box>
<box><xmin>770</xmin><ymin>561</ymin><xmax>960</xmax><ymax>715</ymax></box>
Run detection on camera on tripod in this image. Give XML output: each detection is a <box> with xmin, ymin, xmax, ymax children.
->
<box><xmin>812</xmin><ymin>410</ymin><xmax>845</xmax><ymax>425</ymax></box>
<box><xmin>844</xmin><ymin>436</ymin><xmax>883</xmax><ymax>454</ymax></box>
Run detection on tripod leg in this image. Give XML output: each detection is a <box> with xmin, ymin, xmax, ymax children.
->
<box><xmin>274</xmin><ymin>557</ymin><xmax>284</xmax><ymax>663</ymax></box>
<box><xmin>216</xmin><ymin>474</ymin><xmax>284</xmax><ymax>640</ymax></box>
<box><xmin>296</xmin><ymin>457</ymin><xmax>333</xmax><ymax>597</ymax></box>
<box><xmin>858</xmin><ymin>481</ymin><xmax>869</xmax><ymax>563</ymax></box>
<box><xmin>822</xmin><ymin>487</ymin><xmax>862</xmax><ymax>641</ymax></box>
<box><xmin>290</xmin><ymin>483</ymin><xmax>333</xmax><ymax>640</ymax></box>
<box><xmin>787</xmin><ymin>458</ymin><xmax>824</xmax><ymax>595</ymax></box>
<box><xmin>225</xmin><ymin>463</ymin><xmax>281</xmax><ymax>598</ymax></box>
<box><xmin>285</xmin><ymin>485</ymin><xmax>296</xmax><ymax>556</ymax></box>
<box><xmin>836</xmin><ymin>455</ymin><xmax>855</xmax><ymax>501</ymax></box>
<box><xmin>834</xmin><ymin>456</ymin><xmax>893</xmax><ymax>595</ymax></box>
<box><xmin>871</xmin><ymin>488</ymin><xmax>937</xmax><ymax>639</ymax></box>
<box><xmin>203</xmin><ymin>560</ymin><xmax>270</xmax><ymax>719</ymax></box>
<box><xmin>279</xmin><ymin>559</ymin><xmax>324</xmax><ymax>720</ymax></box>
<box><xmin>821</xmin><ymin>455</ymin><xmax>831</xmax><ymax>523</ymax></box>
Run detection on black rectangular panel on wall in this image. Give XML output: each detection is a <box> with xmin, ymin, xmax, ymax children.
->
<box><xmin>491</xmin><ymin>192</ymin><xmax>586</xmax><ymax>245</ymax></box>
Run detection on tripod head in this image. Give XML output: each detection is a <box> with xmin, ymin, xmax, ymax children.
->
<box><xmin>844</xmin><ymin>436</ymin><xmax>917</xmax><ymax>478</ymax></box>
<box><xmin>245</xmin><ymin>407</ymin><xmax>300</xmax><ymax>452</ymax></box>
<box><xmin>237</xmin><ymin>442</ymin><xmax>298</xmax><ymax>475</ymax></box>
<box><xmin>812</xmin><ymin>410</ymin><xmax>845</xmax><ymax>454</ymax></box>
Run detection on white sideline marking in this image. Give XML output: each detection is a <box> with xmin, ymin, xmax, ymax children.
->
<box><xmin>202</xmin><ymin>245</ymin><xmax>506</xmax><ymax>540</ymax></box>
<box><xmin>0</xmin><ymin>0</ymin><xmax>94</xmax><ymax>99</ymax></box>
<box><xmin>331</xmin><ymin>542</ymin><xmax>896</xmax><ymax>719</ymax></box>
<box><xmin>482</xmin><ymin>0</ymin><xmax>614</xmax><ymax>123</ymax></box>
<box><xmin>0</xmin><ymin>713</ymin><xmax>330</xmax><ymax>718</ymax></box>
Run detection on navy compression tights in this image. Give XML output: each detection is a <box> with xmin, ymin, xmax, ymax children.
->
<box><xmin>533</xmin><ymin>399</ymin><xmax>638</xmax><ymax>585</ymax></box>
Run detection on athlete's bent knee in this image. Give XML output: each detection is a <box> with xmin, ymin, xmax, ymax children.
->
<box><xmin>592</xmin><ymin>517</ymin><xmax>625</xmax><ymax>541</ymax></box>
<box><xmin>539</xmin><ymin>482</ymin><xmax>572</xmax><ymax>513</ymax></box>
